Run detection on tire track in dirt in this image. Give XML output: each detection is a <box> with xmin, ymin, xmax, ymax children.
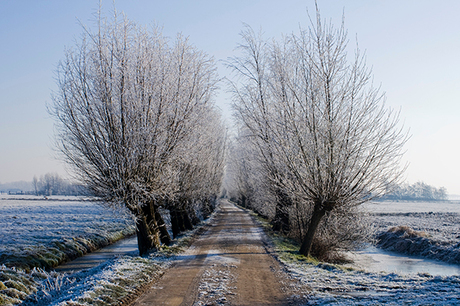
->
<box><xmin>131</xmin><ymin>200</ymin><xmax>296</xmax><ymax>305</ymax></box>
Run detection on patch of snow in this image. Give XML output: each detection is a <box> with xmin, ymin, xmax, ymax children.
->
<box><xmin>194</xmin><ymin>263</ymin><xmax>237</xmax><ymax>306</ymax></box>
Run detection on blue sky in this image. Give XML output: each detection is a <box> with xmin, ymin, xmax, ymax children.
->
<box><xmin>1</xmin><ymin>0</ymin><xmax>459</xmax><ymax>194</ymax></box>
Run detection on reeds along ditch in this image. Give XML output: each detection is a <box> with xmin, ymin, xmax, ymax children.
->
<box><xmin>377</xmin><ymin>225</ymin><xmax>460</xmax><ymax>264</ymax></box>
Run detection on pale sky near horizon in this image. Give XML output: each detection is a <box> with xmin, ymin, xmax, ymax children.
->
<box><xmin>1</xmin><ymin>1</ymin><xmax>459</xmax><ymax>194</ymax></box>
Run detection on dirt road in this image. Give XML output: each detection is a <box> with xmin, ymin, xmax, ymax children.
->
<box><xmin>132</xmin><ymin>200</ymin><xmax>297</xmax><ymax>306</ymax></box>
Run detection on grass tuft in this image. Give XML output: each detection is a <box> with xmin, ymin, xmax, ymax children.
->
<box><xmin>0</xmin><ymin>288</ymin><xmax>28</xmax><ymax>300</ymax></box>
<box><xmin>0</xmin><ymin>292</ymin><xmax>21</xmax><ymax>305</ymax></box>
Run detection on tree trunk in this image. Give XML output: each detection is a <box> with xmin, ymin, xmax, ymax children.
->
<box><xmin>201</xmin><ymin>198</ymin><xmax>212</xmax><ymax>219</ymax></box>
<box><xmin>240</xmin><ymin>194</ymin><xmax>247</xmax><ymax>208</ymax></box>
<box><xmin>272</xmin><ymin>189</ymin><xmax>291</xmax><ymax>233</ymax></box>
<box><xmin>170</xmin><ymin>207</ymin><xmax>181</xmax><ymax>238</ymax></box>
<box><xmin>136</xmin><ymin>201</ymin><xmax>161</xmax><ymax>255</ymax></box>
<box><xmin>136</xmin><ymin>214</ymin><xmax>159</xmax><ymax>256</ymax></box>
<box><xmin>155</xmin><ymin>209</ymin><xmax>171</xmax><ymax>246</ymax></box>
<box><xmin>188</xmin><ymin>205</ymin><xmax>200</xmax><ymax>226</ymax></box>
<box><xmin>182</xmin><ymin>207</ymin><xmax>194</xmax><ymax>230</ymax></box>
<box><xmin>170</xmin><ymin>197</ymin><xmax>195</xmax><ymax>238</ymax></box>
<box><xmin>299</xmin><ymin>203</ymin><xmax>327</xmax><ymax>256</ymax></box>
<box><xmin>170</xmin><ymin>205</ymin><xmax>185</xmax><ymax>238</ymax></box>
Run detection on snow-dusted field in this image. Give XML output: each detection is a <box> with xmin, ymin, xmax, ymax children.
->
<box><xmin>1</xmin><ymin>198</ymin><xmax>132</xmax><ymax>245</ymax></box>
<box><xmin>365</xmin><ymin>201</ymin><xmax>460</xmax><ymax>243</ymax></box>
<box><xmin>286</xmin><ymin>260</ymin><xmax>460</xmax><ymax>305</ymax></box>
<box><xmin>0</xmin><ymin>196</ymin><xmax>137</xmax><ymax>305</ymax></box>
<box><xmin>0</xmin><ymin>197</ymin><xmax>135</xmax><ymax>268</ymax></box>
<box><xmin>362</xmin><ymin>200</ymin><xmax>460</xmax><ymax>268</ymax></box>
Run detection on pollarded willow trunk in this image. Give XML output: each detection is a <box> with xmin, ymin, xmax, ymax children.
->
<box><xmin>170</xmin><ymin>206</ymin><xmax>183</xmax><ymax>238</ymax></box>
<box><xmin>240</xmin><ymin>194</ymin><xmax>248</xmax><ymax>208</ymax></box>
<box><xmin>136</xmin><ymin>214</ymin><xmax>160</xmax><ymax>256</ymax></box>
<box><xmin>187</xmin><ymin>203</ymin><xmax>201</xmax><ymax>226</ymax></box>
<box><xmin>169</xmin><ymin>199</ymin><xmax>194</xmax><ymax>238</ymax></box>
<box><xmin>204</xmin><ymin>196</ymin><xmax>217</xmax><ymax>218</ymax></box>
<box><xmin>179</xmin><ymin>198</ymin><xmax>194</xmax><ymax>231</ymax></box>
<box><xmin>299</xmin><ymin>201</ymin><xmax>331</xmax><ymax>256</ymax></box>
<box><xmin>272</xmin><ymin>188</ymin><xmax>291</xmax><ymax>233</ymax></box>
<box><xmin>135</xmin><ymin>200</ymin><xmax>167</xmax><ymax>256</ymax></box>
<box><xmin>144</xmin><ymin>200</ymin><xmax>172</xmax><ymax>246</ymax></box>
<box><xmin>201</xmin><ymin>197</ymin><xmax>213</xmax><ymax>219</ymax></box>
<box><xmin>154</xmin><ymin>209</ymin><xmax>172</xmax><ymax>246</ymax></box>
<box><xmin>183</xmin><ymin>208</ymin><xmax>194</xmax><ymax>231</ymax></box>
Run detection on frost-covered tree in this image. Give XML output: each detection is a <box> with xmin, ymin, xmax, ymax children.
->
<box><xmin>229</xmin><ymin>8</ymin><xmax>408</xmax><ymax>257</ymax></box>
<box><xmin>51</xmin><ymin>11</ymin><xmax>220</xmax><ymax>255</ymax></box>
<box><xmin>32</xmin><ymin>176</ymin><xmax>39</xmax><ymax>196</ymax></box>
<box><xmin>382</xmin><ymin>182</ymin><xmax>448</xmax><ymax>201</ymax></box>
<box><xmin>35</xmin><ymin>173</ymin><xmax>63</xmax><ymax>196</ymax></box>
<box><xmin>166</xmin><ymin>107</ymin><xmax>227</xmax><ymax>237</ymax></box>
<box><xmin>225</xmin><ymin>128</ymin><xmax>271</xmax><ymax>215</ymax></box>
<box><xmin>227</xmin><ymin>28</ymin><xmax>294</xmax><ymax>233</ymax></box>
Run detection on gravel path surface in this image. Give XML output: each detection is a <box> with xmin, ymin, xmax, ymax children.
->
<box><xmin>131</xmin><ymin>200</ymin><xmax>299</xmax><ymax>306</ymax></box>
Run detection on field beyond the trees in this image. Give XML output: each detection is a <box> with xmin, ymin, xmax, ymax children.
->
<box><xmin>0</xmin><ymin>195</ymin><xmax>135</xmax><ymax>270</ymax></box>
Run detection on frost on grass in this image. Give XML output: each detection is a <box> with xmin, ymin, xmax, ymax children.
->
<box><xmin>371</xmin><ymin>210</ymin><xmax>460</xmax><ymax>264</ymax></box>
<box><xmin>47</xmin><ymin>256</ymin><xmax>166</xmax><ymax>306</ymax></box>
<box><xmin>285</xmin><ymin>260</ymin><xmax>460</xmax><ymax>305</ymax></box>
<box><xmin>0</xmin><ymin>259</ymin><xmax>164</xmax><ymax>306</ymax></box>
<box><xmin>268</xmin><ymin>230</ymin><xmax>460</xmax><ymax>305</ymax></box>
<box><xmin>377</xmin><ymin>225</ymin><xmax>460</xmax><ymax>264</ymax></box>
<box><xmin>0</xmin><ymin>265</ymin><xmax>40</xmax><ymax>306</ymax></box>
<box><xmin>256</xmin><ymin>205</ymin><xmax>460</xmax><ymax>305</ymax></box>
<box><xmin>0</xmin><ymin>198</ymin><xmax>135</xmax><ymax>305</ymax></box>
<box><xmin>1</xmin><ymin>205</ymin><xmax>218</xmax><ymax>306</ymax></box>
<box><xmin>0</xmin><ymin>199</ymin><xmax>135</xmax><ymax>270</ymax></box>
<box><xmin>15</xmin><ymin>244</ymin><xmax>179</xmax><ymax>306</ymax></box>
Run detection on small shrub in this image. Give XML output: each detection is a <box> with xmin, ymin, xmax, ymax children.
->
<box><xmin>310</xmin><ymin>237</ymin><xmax>352</xmax><ymax>264</ymax></box>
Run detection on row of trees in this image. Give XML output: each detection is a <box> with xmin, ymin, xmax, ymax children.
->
<box><xmin>51</xmin><ymin>7</ymin><xmax>408</xmax><ymax>259</ymax></box>
<box><xmin>32</xmin><ymin>173</ymin><xmax>87</xmax><ymax>196</ymax></box>
<box><xmin>51</xmin><ymin>12</ymin><xmax>226</xmax><ymax>255</ymax></box>
<box><xmin>224</xmin><ymin>9</ymin><xmax>408</xmax><ymax>259</ymax></box>
<box><xmin>382</xmin><ymin>182</ymin><xmax>448</xmax><ymax>201</ymax></box>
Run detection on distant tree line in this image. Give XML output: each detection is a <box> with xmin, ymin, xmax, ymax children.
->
<box><xmin>381</xmin><ymin>182</ymin><xmax>448</xmax><ymax>201</ymax></box>
<box><xmin>32</xmin><ymin>173</ymin><xmax>88</xmax><ymax>196</ymax></box>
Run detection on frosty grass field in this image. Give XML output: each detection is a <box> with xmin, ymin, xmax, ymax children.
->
<box><xmin>0</xmin><ymin>195</ymin><xmax>135</xmax><ymax>270</ymax></box>
<box><xmin>1</xmin><ymin>196</ymin><xmax>460</xmax><ymax>305</ymax></box>
<box><xmin>368</xmin><ymin>201</ymin><xmax>460</xmax><ymax>266</ymax></box>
